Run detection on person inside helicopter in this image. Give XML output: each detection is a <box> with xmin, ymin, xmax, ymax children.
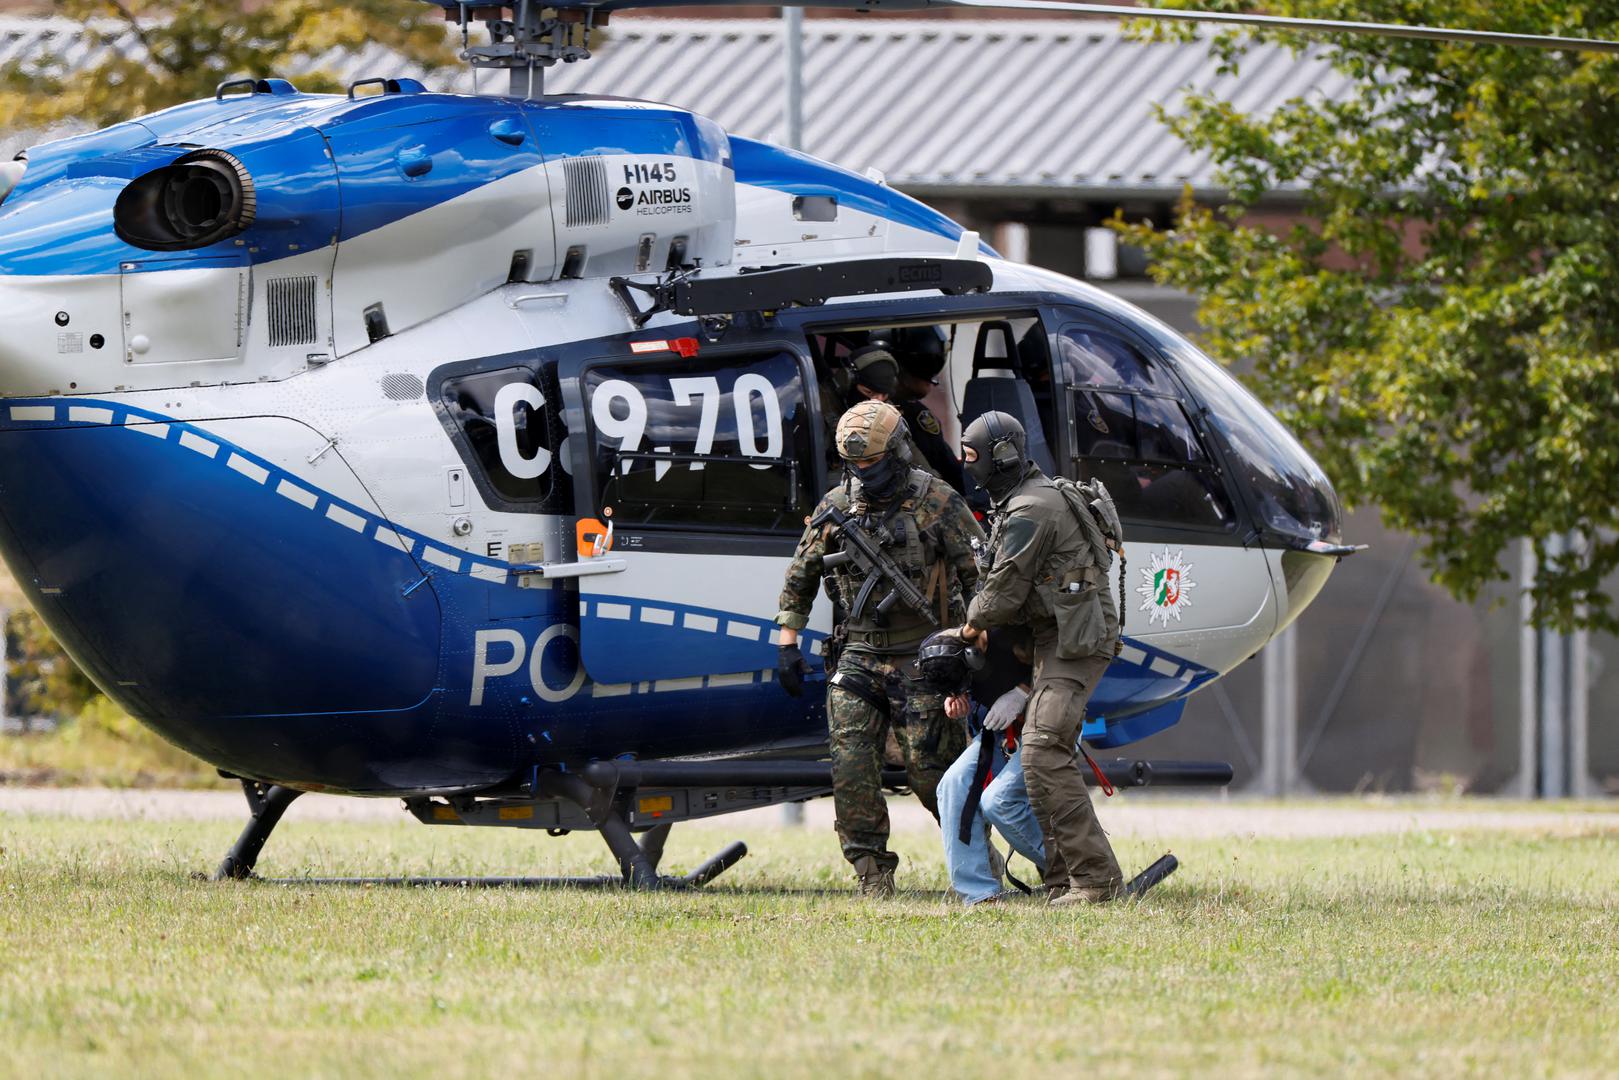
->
<box><xmin>883</xmin><ymin>325</ymin><xmax>967</xmax><ymax>494</ymax></box>
<box><xmin>813</xmin><ymin>335</ymin><xmax>947</xmax><ymax>487</ymax></box>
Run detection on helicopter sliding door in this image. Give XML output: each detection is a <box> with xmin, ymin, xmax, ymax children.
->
<box><xmin>568</xmin><ymin>340</ymin><xmax>828</xmax><ymax>685</ymax></box>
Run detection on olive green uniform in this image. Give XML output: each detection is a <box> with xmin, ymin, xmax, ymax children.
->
<box><xmin>777</xmin><ymin>470</ymin><xmax>984</xmax><ymax>872</ymax></box>
<box><xmin>967</xmin><ymin>464</ymin><xmax>1123</xmax><ymax>895</ymax></box>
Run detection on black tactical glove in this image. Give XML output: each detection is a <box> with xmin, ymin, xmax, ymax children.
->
<box><xmin>777</xmin><ymin>642</ymin><xmax>812</xmax><ymax>697</ymax></box>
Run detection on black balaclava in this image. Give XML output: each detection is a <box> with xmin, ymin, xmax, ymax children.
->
<box><xmin>961</xmin><ymin>411</ymin><xmax>1027</xmax><ymax>503</ymax></box>
<box><xmin>852</xmin><ymin>449</ymin><xmax>906</xmax><ymax>506</ymax></box>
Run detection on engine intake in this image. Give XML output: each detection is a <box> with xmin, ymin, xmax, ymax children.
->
<box><xmin>114</xmin><ymin>150</ymin><xmax>256</xmax><ymax>252</ymax></box>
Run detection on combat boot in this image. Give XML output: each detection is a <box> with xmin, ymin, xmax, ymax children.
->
<box><xmin>852</xmin><ymin>855</ymin><xmax>896</xmax><ymax>899</ymax></box>
<box><xmin>1049</xmin><ymin>883</ymin><xmax>1118</xmax><ymax>907</ymax></box>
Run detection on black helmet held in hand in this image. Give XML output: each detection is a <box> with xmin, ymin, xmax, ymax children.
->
<box><xmin>914</xmin><ymin>629</ymin><xmax>985</xmax><ymax>696</ymax></box>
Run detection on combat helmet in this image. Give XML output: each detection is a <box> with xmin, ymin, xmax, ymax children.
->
<box><xmin>834</xmin><ymin>400</ymin><xmax>905</xmax><ymax>462</ymax></box>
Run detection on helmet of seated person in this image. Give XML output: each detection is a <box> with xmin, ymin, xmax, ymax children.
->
<box><xmin>915</xmin><ymin>629</ymin><xmax>986</xmax><ymax>696</ymax></box>
<box><xmin>846</xmin><ymin>344</ymin><xmax>899</xmax><ymax>403</ymax></box>
<box><xmin>887</xmin><ymin>326</ymin><xmax>948</xmax><ymax>401</ymax></box>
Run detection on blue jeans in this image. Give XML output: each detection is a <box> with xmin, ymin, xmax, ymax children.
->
<box><xmin>936</xmin><ymin>735</ymin><xmax>1047</xmax><ymax>904</ymax></box>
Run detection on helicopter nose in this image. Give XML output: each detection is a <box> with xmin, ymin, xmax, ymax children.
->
<box><xmin>1273</xmin><ymin>547</ymin><xmax>1338</xmax><ymax>634</ymax></box>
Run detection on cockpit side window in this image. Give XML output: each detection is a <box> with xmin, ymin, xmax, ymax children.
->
<box><xmin>1059</xmin><ymin>328</ymin><xmax>1180</xmax><ymax>394</ymax></box>
<box><xmin>582</xmin><ymin>349</ymin><xmax>815</xmax><ymax>533</ymax></box>
<box><xmin>1060</xmin><ymin>325</ymin><xmax>1234</xmax><ymax>532</ymax></box>
<box><xmin>441</xmin><ymin>365</ymin><xmax>564</xmax><ymax>508</ymax></box>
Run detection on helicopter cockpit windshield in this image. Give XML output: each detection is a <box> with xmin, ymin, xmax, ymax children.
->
<box><xmin>1166</xmin><ymin>341</ymin><xmax>1345</xmax><ymax>548</ymax></box>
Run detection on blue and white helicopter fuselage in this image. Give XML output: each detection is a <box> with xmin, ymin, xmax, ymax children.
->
<box><xmin>0</xmin><ymin>81</ymin><xmax>1342</xmax><ymax>815</ymax></box>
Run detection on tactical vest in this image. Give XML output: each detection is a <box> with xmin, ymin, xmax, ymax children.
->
<box><xmin>823</xmin><ymin>469</ymin><xmax>945</xmax><ymax>653</ymax></box>
<box><xmin>985</xmin><ymin>474</ymin><xmax>1123</xmax><ymax>659</ymax></box>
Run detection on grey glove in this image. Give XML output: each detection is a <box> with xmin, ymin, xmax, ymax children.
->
<box><xmin>982</xmin><ymin>686</ymin><xmax>1029</xmax><ymax>732</ymax></box>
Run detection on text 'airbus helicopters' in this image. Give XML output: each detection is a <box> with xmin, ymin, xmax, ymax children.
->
<box><xmin>1</xmin><ymin>1</ymin><xmax>1612</xmax><ymax>886</ymax></box>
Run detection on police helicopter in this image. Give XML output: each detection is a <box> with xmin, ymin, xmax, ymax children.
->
<box><xmin>0</xmin><ymin>1</ymin><xmax>1611</xmax><ymax>888</ymax></box>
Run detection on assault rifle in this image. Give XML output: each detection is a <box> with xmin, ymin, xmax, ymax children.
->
<box><xmin>814</xmin><ymin>503</ymin><xmax>939</xmax><ymax>628</ymax></box>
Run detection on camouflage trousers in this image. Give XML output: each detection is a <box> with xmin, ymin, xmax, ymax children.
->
<box><xmin>826</xmin><ymin>648</ymin><xmax>968</xmax><ymax>872</ymax></box>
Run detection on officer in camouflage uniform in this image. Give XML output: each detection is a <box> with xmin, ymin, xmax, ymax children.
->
<box><xmin>957</xmin><ymin>411</ymin><xmax>1124</xmax><ymax>904</ymax></box>
<box><xmin>775</xmin><ymin>400</ymin><xmax>984</xmax><ymax>896</ymax></box>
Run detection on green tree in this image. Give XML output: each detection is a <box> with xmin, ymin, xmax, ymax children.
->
<box><xmin>0</xmin><ymin>0</ymin><xmax>455</xmax><ymax>131</ymax></box>
<box><xmin>1116</xmin><ymin>0</ymin><xmax>1619</xmax><ymax>631</ymax></box>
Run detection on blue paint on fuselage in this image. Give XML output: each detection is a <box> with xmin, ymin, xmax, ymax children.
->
<box><xmin>0</xmin><ymin>89</ymin><xmax>982</xmax><ymax>280</ymax></box>
<box><xmin>0</xmin><ymin>399</ymin><xmax>829</xmax><ymax>793</ymax></box>
<box><xmin>0</xmin><ymin>397</ymin><xmax>1213</xmax><ymax>795</ymax></box>
<box><xmin>729</xmin><ymin>136</ymin><xmax>997</xmax><ymax>253</ymax></box>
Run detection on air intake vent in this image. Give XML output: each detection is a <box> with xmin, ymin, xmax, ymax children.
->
<box><xmin>266</xmin><ymin>275</ymin><xmax>319</xmax><ymax>348</ymax></box>
<box><xmin>379</xmin><ymin>373</ymin><xmax>425</xmax><ymax>401</ymax></box>
<box><xmin>562</xmin><ymin>156</ymin><xmax>610</xmax><ymax>227</ymax></box>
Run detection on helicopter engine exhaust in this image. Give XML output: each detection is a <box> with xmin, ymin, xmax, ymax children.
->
<box><xmin>113</xmin><ymin>149</ymin><xmax>255</xmax><ymax>251</ymax></box>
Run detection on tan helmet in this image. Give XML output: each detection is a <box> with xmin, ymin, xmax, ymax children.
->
<box><xmin>834</xmin><ymin>400</ymin><xmax>904</xmax><ymax>462</ymax></box>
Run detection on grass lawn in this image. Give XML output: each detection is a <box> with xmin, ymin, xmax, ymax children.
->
<box><xmin>1</xmin><ymin>807</ymin><xmax>1616</xmax><ymax>1078</ymax></box>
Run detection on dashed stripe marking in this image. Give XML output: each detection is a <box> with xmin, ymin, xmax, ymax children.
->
<box><xmin>227</xmin><ymin>453</ymin><xmax>270</xmax><ymax>484</ymax></box>
<box><xmin>683</xmin><ymin>613</ymin><xmax>719</xmax><ymax>633</ymax></box>
<box><xmin>706</xmin><ymin>672</ymin><xmax>755</xmax><ymax>688</ymax></box>
<box><xmin>276</xmin><ymin>479</ymin><xmax>319</xmax><ymax>509</ymax></box>
<box><xmin>470</xmin><ymin>564</ymin><xmax>507</xmax><ymax>584</ymax></box>
<box><xmin>127</xmin><ymin>421</ymin><xmax>170</xmax><ymax>440</ymax></box>
<box><xmin>1149</xmin><ymin>657</ymin><xmax>1180</xmax><ymax>677</ymax></box>
<box><xmin>9</xmin><ymin>406</ymin><xmax>53</xmax><ymax>422</ymax></box>
<box><xmin>68</xmin><ymin>406</ymin><xmax>114</xmax><ymax>425</ymax></box>
<box><xmin>654</xmin><ymin>676</ymin><xmax>704</xmax><ymax>693</ymax></box>
<box><xmin>640</xmin><ymin>607</ymin><xmax>675</xmax><ymax>626</ymax></box>
<box><xmin>591</xmin><ymin>682</ymin><xmax>633</xmax><ymax>698</ymax></box>
<box><xmin>725</xmin><ymin>621</ymin><xmax>760</xmax><ymax>641</ymax></box>
<box><xmin>326</xmin><ymin>504</ymin><xmax>366</xmax><ymax>532</ymax></box>
<box><xmin>422</xmin><ymin>547</ymin><xmax>462</xmax><ymax>573</ymax></box>
<box><xmin>373</xmin><ymin>527</ymin><xmax>412</xmax><ymax>553</ymax></box>
<box><xmin>598</xmin><ymin>603</ymin><xmax>632</xmax><ymax>621</ymax></box>
<box><xmin>178</xmin><ymin>431</ymin><xmax>219</xmax><ymax>458</ymax></box>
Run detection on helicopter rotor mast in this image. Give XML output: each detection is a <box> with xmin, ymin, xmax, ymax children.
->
<box><xmin>446</xmin><ymin>1</ymin><xmax>605</xmax><ymax>98</ymax></box>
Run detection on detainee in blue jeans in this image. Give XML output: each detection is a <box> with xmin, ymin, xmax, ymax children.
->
<box><xmin>937</xmin><ymin>686</ymin><xmax>1046</xmax><ymax>905</ymax></box>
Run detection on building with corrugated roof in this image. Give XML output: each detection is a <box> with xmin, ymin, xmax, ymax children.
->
<box><xmin>0</xmin><ymin>14</ymin><xmax>1349</xmax><ymax>279</ymax></box>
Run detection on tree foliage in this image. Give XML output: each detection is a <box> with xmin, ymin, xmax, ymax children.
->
<box><xmin>0</xmin><ymin>0</ymin><xmax>455</xmax><ymax>132</ymax></box>
<box><xmin>5</xmin><ymin>609</ymin><xmax>102</xmax><ymax>718</ymax></box>
<box><xmin>1117</xmin><ymin>1</ymin><xmax>1619</xmax><ymax>631</ymax></box>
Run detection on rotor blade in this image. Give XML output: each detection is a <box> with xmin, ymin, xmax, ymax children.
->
<box><xmin>931</xmin><ymin>1</ymin><xmax>1619</xmax><ymax>55</ymax></box>
<box><xmin>549</xmin><ymin>0</ymin><xmax>1619</xmax><ymax>55</ymax></box>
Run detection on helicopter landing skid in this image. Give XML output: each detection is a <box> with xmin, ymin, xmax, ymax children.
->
<box><xmin>209</xmin><ymin>775</ymin><xmax>749</xmax><ymax>890</ymax></box>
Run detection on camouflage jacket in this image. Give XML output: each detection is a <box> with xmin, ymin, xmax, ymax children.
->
<box><xmin>776</xmin><ymin>469</ymin><xmax>985</xmax><ymax>652</ymax></box>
